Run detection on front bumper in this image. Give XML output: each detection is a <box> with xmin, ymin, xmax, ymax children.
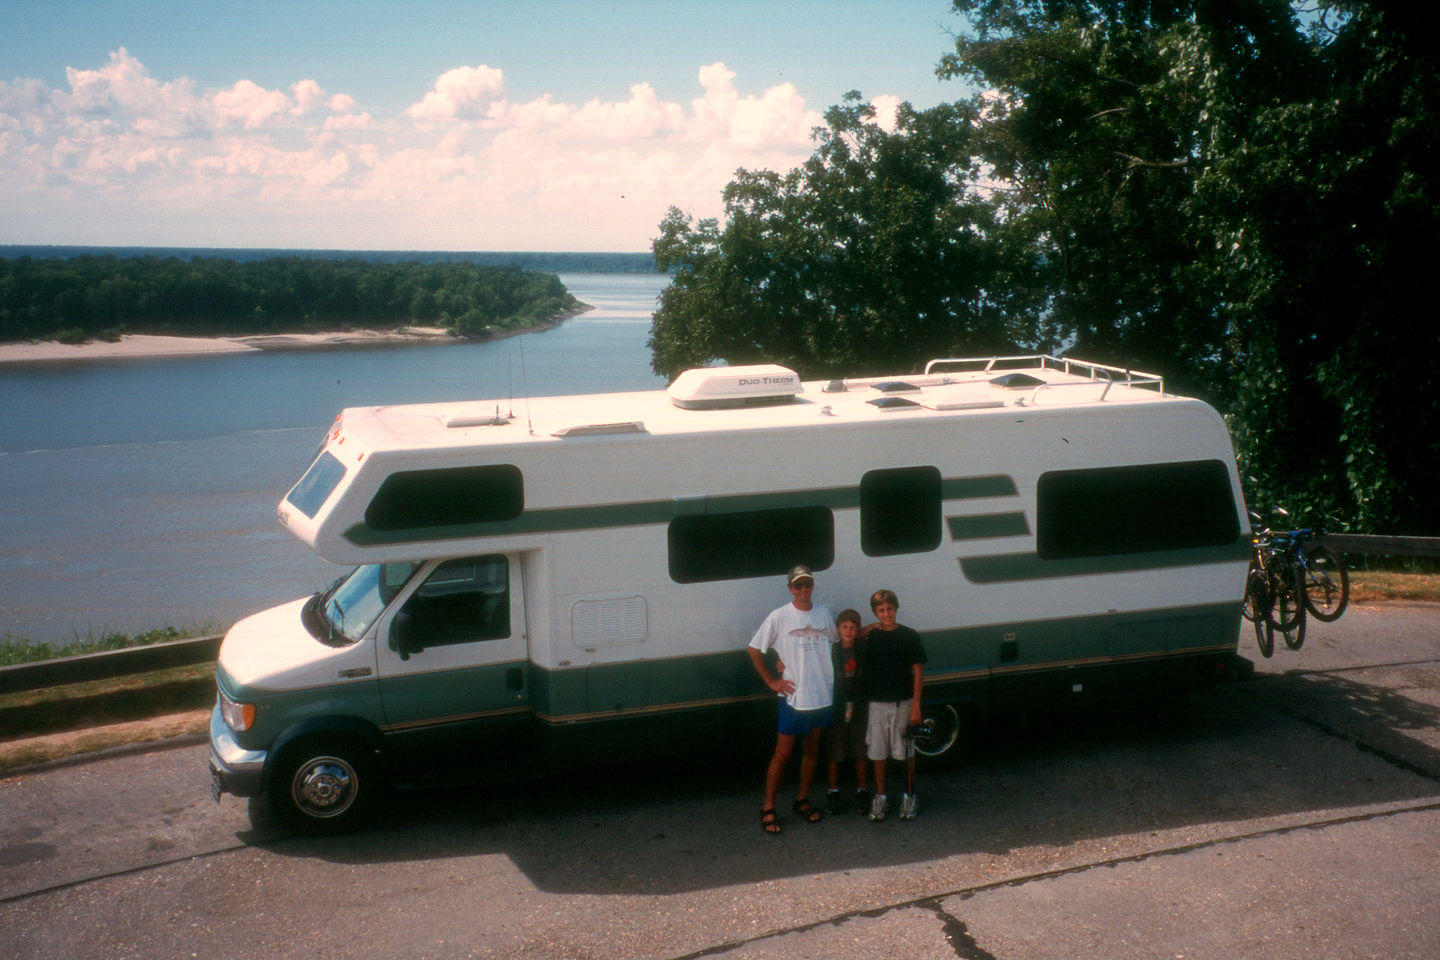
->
<box><xmin>208</xmin><ymin>705</ymin><xmax>268</xmax><ymax>800</ymax></box>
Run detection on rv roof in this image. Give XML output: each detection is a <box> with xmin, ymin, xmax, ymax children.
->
<box><xmin>343</xmin><ymin>355</ymin><xmax>1173</xmax><ymax>451</ymax></box>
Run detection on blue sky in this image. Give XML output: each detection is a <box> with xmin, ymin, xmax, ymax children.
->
<box><xmin>2</xmin><ymin>1</ymin><xmax>972</xmax><ymax>251</ymax></box>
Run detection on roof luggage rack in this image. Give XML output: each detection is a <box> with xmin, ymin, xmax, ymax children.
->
<box><xmin>923</xmin><ymin>355</ymin><xmax>1165</xmax><ymax>402</ymax></box>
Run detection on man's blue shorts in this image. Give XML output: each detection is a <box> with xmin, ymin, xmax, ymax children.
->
<box><xmin>777</xmin><ymin>701</ymin><xmax>834</xmax><ymax>737</ymax></box>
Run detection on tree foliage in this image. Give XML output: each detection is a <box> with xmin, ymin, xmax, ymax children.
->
<box><xmin>0</xmin><ymin>255</ymin><xmax>581</xmax><ymax>343</ymax></box>
<box><xmin>650</xmin><ymin>96</ymin><xmax>1050</xmax><ymax>379</ymax></box>
<box><xmin>943</xmin><ymin>0</ymin><xmax>1439</xmax><ymax>534</ymax></box>
<box><xmin>651</xmin><ymin>0</ymin><xmax>1439</xmax><ymax>535</ymax></box>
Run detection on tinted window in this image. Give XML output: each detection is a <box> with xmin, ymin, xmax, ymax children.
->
<box><xmin>860</xmin><ymin>466</ymin><xmax>942</xmax><ymax>557</ymax></box>
<box><xmin>365</xmin><ymin>464</ymin><xmax>523</xmax><ymax>531</ymax></box>
<box><xmin>393</xmin><ymin>555</ymin><xmax>510</xmax><ymax>649</ymax></box>
<box><xmin>285</xmin><ymin>451</ymin><xmax>347</xmax><ymax>519</ymax></box>
<box><xmin>668</xmin><ymin>506</ymin><xmax>833</xmax><ymax>583</ymax></box>
<box><xmin>1036</xmin><ymin>460</ymin><xmax>1239</xmax><ymax>559</ymax></box>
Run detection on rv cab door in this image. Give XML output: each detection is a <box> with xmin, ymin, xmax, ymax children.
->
<box><xmin>374</xmin><ymin>553</ymin><xmax>531</xmax><ymax>772</ymax></box>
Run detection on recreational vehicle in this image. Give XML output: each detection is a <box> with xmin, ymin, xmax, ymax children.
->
<box><xmin>209</xmin><ymin>355</ymin><xmax>1251</xmax><ymax>830</ymax></box>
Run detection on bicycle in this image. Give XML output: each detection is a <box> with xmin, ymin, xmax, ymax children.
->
<box><xmin>1242</xmin><ymin>507</ymin><xmax>1351</xmax><ymax>658</ymax></box>
<box><xmin>1242</xmin><ymin>511</ymin><xmax>1309</xmax><ymax>656</ymax></box>
<box><xmin>1269</xmin><ymin>507</ymin><xmax>1350</xmax><ymax>623</ymax></box>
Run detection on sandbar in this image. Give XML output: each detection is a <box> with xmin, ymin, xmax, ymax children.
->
<box><xmin>0</xmin><ymin>327</ymin><xmax>457</xmax><ymax>365</ymax></box>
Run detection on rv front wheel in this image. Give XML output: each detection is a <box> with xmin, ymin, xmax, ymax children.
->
<box><xmin>269</xmin><ymin>738</ymin><xmax>373</xmax><ymax>833</ymax></box>
<box><xmin>912</xmin><ymin>704</ymin><xmax>963</xmax><ymax>762</ymax></box>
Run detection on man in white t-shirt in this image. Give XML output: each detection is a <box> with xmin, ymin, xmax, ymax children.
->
<box><xmin>748</xmin><ymin>565</ymin><xmax>838</xmax><ymax>834</ymax></box>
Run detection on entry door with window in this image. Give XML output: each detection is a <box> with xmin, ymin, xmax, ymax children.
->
<box><xmin>375</xmin><ymin>554</ymin><xmax>529</xmax><ymax>770</ymax></box>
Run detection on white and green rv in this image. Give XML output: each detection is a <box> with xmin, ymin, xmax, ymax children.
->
<box><xmin>209</xmin><ymin>355</ymin><xmax>1251</xmax><ymax>830</ymax></box>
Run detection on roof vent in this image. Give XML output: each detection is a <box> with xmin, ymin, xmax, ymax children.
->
<box><xmin>667</xmin><ymin>364</ymin><xmax>803</xmax><ymax>410</ymax></box>
<box><xmin>990</xmin><ymin>373</ymin><xmax>1048</xmax><ymax>389</ymax></box>
<box><xmin>551</xmin><ymin>421</ymin><xmax>646</xmax><ymax>438</ymax></box>
<box><xmin>871</xmin><ymin>380</ymin><xmax>921</xmax><ymax>394</ymax></box>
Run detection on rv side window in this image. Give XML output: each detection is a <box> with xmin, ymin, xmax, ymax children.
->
<box><xmin>285</xmin><ymin>451</ymin><xmax>347</xmax><ymax>519</ymax></box>
<box><xmin>365</xmin><ymin>464</ymin><xmax>523</xmax><ymax>532</ymax></box>
<box><xmin>668</xmin><ymin>506</ymin><xmax>833</xmax><ymax>584</ymax></box>
<box><xmin>860</xmin><ymin>466</ymin><xmax>942</xmax><ymax>557</ymax></box>
<box><xmin>1036</xmin><ymin>460</ymin><xmax>1239</xmax><ymax>559</ymax></box>
<box><xmin>391</xmin><ymin>555</ymin><xmax>511</xmax><ymax>649</ymax></box>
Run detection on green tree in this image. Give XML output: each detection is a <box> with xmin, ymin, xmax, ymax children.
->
<box><xmin>649</xmin><ymin>95</ymin><xmax>1047</xmax><ymax>380</ymax></box>
<box><xmin>942</xmin><ymin>0</ymin><xmax>1440</xmax><ymax>533</ymax></box>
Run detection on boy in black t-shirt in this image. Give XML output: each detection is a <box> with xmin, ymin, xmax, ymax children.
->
<box><xmin>859</xmin><ymin>589</ymin><xmax>927</xmax><ymax>821</ymax></box>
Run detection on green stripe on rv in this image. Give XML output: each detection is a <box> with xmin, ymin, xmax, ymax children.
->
<box><xmin>343</xmin><ymin>474</ymin><xmax>1020</xmax><ymax>546</ymax></box>
<box><xmin>517</xmin><ymin>601</ymin><xmax>1240</xmax><ymax>723</ymax></box>
<box><xmin>959</xmin><ymin>541</ymin><xmax>1249</xmax><ymax>583</ymax></box>
<box><xmin>948</xmin><ymin>511</ymin><xmax>1031</xmax><ymax>540</ymax></box>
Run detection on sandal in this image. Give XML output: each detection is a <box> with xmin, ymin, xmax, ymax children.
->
<box><xmin>761</xmin><ymin>807</ymin><xmax>782</xmax><ymax>835</ymax></box>
<box><xmin>792</xmin><ymin>798</ymin><xmax>822</xmax><ymax>824</ymax></box>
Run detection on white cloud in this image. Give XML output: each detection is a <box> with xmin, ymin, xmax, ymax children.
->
<box><xmin>405</xmin><ymin>65</ymin><xmax>507</xmax><ymax>123</ymax></box>
<box><xmin>0</xmin><ymin>51</ymin><xmax>851</xmax><ymax>250</ymax></box>
<box><xmin>870</xmin><ymin>94</ymin><xmax>902</xmax><ymax>132</ymax></box>
<box><xmin>212</xmin><ymin>79</ymin><xmax>291</xmax><ymax>129</ymax></box>
<box><xmin>59</xmin><ymin>47</ymin><xmax>204</xmax><ymax>138</ymax></box>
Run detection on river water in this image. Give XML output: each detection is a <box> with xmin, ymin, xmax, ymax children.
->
<box><xmin>0</xmin><ymin>273</ymin><xmax>670</xmax><ymax>642</ymax></box>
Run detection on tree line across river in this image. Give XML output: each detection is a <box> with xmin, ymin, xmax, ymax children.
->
<box><xmin>0</xmin><ymin>253</ymin><xmax>647</xmax><ymax>344</ymax></box>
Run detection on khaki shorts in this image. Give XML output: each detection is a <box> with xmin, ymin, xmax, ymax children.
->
<box><xmin>866</xmin><ymin>699</ymin><xmax>914</xmax><ymax>762</ymax></box>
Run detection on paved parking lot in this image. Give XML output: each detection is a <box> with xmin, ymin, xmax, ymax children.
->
<box><xmin>3</xmin><ymin>602</ymin><xmax>1438</xmax><ymax>959</ymax></box>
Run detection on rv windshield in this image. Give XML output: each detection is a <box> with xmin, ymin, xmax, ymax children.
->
<box><xmin>317</xmin><ymin>562</ymin><xmax>419</xmax><ymax>644</ymax></box>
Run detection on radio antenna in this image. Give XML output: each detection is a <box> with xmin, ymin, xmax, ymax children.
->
<box><xmin>506</xmin><ymin>356</ymin><xmax>515</xmax><ymax>420</ymax></box>
<box><xmin>519</xmin><ymin>331</ymin><xmax>534</xmax><ymax>434</ymax></box>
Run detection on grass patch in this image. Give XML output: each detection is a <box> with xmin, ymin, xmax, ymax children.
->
<box><xmin>0</xmin><ymin>711</ymin><xmax>210</xmax><ymax>772</ymax></box>
<box><xmin>0</xmin><ymin>624</ymin><xmax>219</xmax><ymax>667</ymax></box>
<box><xmin>1348</xmin><ymin>571</ymin><xmax>1440</xmax><ymax>603</ymax></box>
<box><xmin>0</xmin><ymin>661</ymin><xmax>216</xmax><ymax>772</ymax></box>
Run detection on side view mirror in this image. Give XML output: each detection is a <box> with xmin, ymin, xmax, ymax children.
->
<box><xmin>391</xmin><ymin>611</ymin><xmax>423</xmax><ymax>661</ymax></box>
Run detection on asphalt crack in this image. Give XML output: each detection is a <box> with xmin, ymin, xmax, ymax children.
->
<box><xmin>924</xmin><ymin>896</ymin><xmax>1001</xmax><ymax>960</ymax></box>
<box><xmin>661</xmin><ymin>798</ymin><xmax>1440</xmax><ymax>960</ymax></box>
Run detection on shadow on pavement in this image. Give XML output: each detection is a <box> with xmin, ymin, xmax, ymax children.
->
<box><xmin>251</xmin><ymin>668</ymin><xmax>1440</xmax><ymax>895</ymax></box>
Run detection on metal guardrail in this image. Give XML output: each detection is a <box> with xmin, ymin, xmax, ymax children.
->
<box><xmin>0</xmin><ymin>634</ymin><xmax>222</xmax><ymax>696</ymax></box>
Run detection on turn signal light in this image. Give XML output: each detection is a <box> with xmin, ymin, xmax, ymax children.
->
<box><xmin>219</xmin><ymin>690</ymin><xmax>255</xmax><ymax>732</ymax></box>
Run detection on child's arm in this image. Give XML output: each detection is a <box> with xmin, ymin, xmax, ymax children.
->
<box><xmin>908</xmin><ymin>662</ymin><xmax>923</xmax><ymax>725</ymax></box>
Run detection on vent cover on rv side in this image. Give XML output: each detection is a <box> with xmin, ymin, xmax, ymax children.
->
<box><xmin>667</xmin><ymin>364</ymin><xmax>803</xmax><ymax>410</ymax></box>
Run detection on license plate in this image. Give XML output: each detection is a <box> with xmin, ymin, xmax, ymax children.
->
<box><xmin>210</xmin><ymin>766</ymin><xmax>223</xmax><ymax>803</ymax></box>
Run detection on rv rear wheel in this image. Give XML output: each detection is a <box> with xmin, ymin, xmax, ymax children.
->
<box><xmin>912</xmin><ymin>704</ymin><xmax>963</xmax><ymax>763</ymax></box>
<box><xmin>269</xmin><ymin>738</ymin><xmax>373</xmax><ymax>833</ymax></box>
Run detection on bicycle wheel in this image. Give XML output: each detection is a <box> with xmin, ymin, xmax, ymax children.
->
<box><xmin>1241</xmin><ymin>561</ymin><xmax>1260</xmax><ymax>622</ymax></box>
<box><xmin>1282</xmin><ymin>602</ymin><xmax>1306</xmax><ymax>651</ymax></box>
<box><xmin>1300</xmin><ymin>543</ymin><xmax>1349</xmax><ymax>622</ymax></box>
<box><xmin>1260</xmin><ymin>620</ymin><xmax>1277</xmax><ymax>659</ymax></box>
<box><xmin>1264</xmin><ymin>563</ymin><xmax>1304</xmax><ymax>632</ymax></box>
<box><xmin>1253</xmin><ymin>595</ymin><xmax>1274</xmax><ymax>658</ymax></box>
<box><xmin>1246</xmin><ymin>570</ymin><xmax>1272</xmax><ymax>657</ymax></box>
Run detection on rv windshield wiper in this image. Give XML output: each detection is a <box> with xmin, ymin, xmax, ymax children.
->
<box><xmin>302</xmin><ymin>574</ymin><xmax>349</xmax><ymax>646</ymax></box>
<box><xmin>300</xmin><ymin>592</ymin><xmax>328</xmax><ymax>642</ymax></box>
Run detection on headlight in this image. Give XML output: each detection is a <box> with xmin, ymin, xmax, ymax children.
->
<box><xmin>219</xmin><ymin>689</ymin><xmax>256</xmax><ymax>732</ymax></box>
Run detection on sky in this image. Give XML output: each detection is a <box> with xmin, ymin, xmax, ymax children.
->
<box><xmin>1</xmin><ymin>1</ymin><xmax>973</xmax><ymax>252</ymax></box>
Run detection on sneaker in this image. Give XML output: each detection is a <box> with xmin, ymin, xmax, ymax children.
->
<box><xmin>825</xmin><ymin>789</ymin><xmax>843</xmax><ymax>815</ymax></box>
<box><xmin>869</xmin><ymin>793</ymin><xmax>887</xmax><ymax>821</ymax></box>
<box><xmin>854</xmin><ymin>788</ymin><xmax>871</xmax><ymax>815</ymax></box>
<box><xmin>900</xmin><ymin>793</ymin><xmax>918</xmax><ymax>820</ymax></box>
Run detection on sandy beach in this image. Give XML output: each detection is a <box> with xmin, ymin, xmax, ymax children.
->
<box><xmin>0</xmin><ymin>327</ymin><xmax>456</xmax><ymax>364</ymax></box>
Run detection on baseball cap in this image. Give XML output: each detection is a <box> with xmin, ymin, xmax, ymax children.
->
<box><xmin>787</xmin><ymin>565</ymin><xmax>814</xmax><ymax>586</ymax></box>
